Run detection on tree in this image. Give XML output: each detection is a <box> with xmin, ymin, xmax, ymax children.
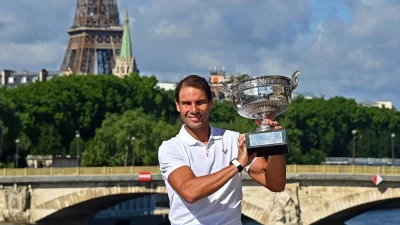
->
<box><xmin>69</xmin><ymin>138</ymin><xmax>84</xmax><ymax>158</ymax></box>
<box><xmin>1</xmin><ymin>73</ymin><xmax>399</xmax><ymax>166</ymax></box>
<box><xmin>82</xmin><ymin>109</ymin><xmax>180</xmax><ymax>166</ymax></box>
<box><xmin>32</xmin><ymin>124</ymin><xmax>63</xmax><ymax>155</ymax></box>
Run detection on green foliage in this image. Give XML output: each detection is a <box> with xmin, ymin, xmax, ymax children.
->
<box><xmin>279</xmin><ymin>96</ymin><xmax>400</xmax><ymax>164</ymax></box>
<box><xmin>0</xmin><ymin>74</ymin><xmax>399</xmax><ymax>166</ymax></box>
<box><xmin>32</xmin><ymin>124</ymin><xmax>63</xmax><ymax>155</ymax></box>
<box><xmin>0</xmin><ymin>162</ymin><xmax>15</xmax><ymax>168</ymax></box>
<box><xmin>82</xmin><ymin>109</ymin><xmax>180</xmax><ymax>166</ymax></box>
<box><xmin>69</xmin><ymin>138</ymin><xmax>84</xmax><ymax>157</ymax></box>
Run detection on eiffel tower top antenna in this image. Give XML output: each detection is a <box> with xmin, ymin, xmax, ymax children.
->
<box><xmin>73</xmin><ymin>0</ymin><xmax>121</xmax><ymax>27</ymax></box>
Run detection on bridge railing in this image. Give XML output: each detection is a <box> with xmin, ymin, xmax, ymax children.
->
<box><xmin>0</xmin><ymin>165</ymin><xmax>399</xmax><ymax>176</ymax></box>
<box><xmin>286</xmin><ymin>164</ymin><xmax>399</xmax><ymax>175</ymax></box>
<box><xmin>0</xmin><ymin>166</ymin><xmax>160</xmax><ymax>176</ymax></box>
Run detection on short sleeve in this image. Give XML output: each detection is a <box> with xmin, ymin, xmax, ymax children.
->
<box><xmin>244</xmin><ymin>157</ymin><xmax>257</xmax><ymax>173</ymax></box>
<box><xmin>158</xmin><ymin>141</ymin><xmax>189</xmax><ymax>180</ymax></box>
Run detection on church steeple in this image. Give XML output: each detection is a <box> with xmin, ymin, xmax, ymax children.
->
<box><xmin>112</xmin><ymin>9</ymin><xmax>139</xmax><ymax>78</ymax></box>
<box><xmin>120</xmin><ymin>9</ymin><xmax>132</xmax><ymax>60</ymax></box>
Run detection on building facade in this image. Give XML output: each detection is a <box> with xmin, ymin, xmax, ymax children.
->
<box><xmin>360</xmin><ymin>101</ymin><xmax>393</xmax><ymax>109</ymax></box>
<box><xmin>156</xmin><ymin>82</ymin><xmax>176</xmax><ymax>91</ymax></box>
<box><xmin>154</xmin><ymin>67</ymin><xmax>248</xmax><ymax>101</ymax></box>
<box><xmin>208</xmin><ymin>66</ymin><xmax>249</xmax><ymax>101</ymax></box>
<box><xmin>26</xmin><ymin>155</ymin><xmax>79</xmax><ymax>168</ymax></box>
<box><xmin>1</xmin><ymin>69</ymin><xmax>66</xmax><ymax>88</ymax></box>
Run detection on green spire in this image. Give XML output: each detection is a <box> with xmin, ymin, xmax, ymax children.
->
<box><xmin>120</xmin><ymin>9</ymin><xmax>132</xmax><ymax>60</ymax></box>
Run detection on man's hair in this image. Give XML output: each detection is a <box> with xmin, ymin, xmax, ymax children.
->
<box><xmin>175</xmin><ymin>75</ymin><xmax>213</xmax><ymax>103</ymax></box>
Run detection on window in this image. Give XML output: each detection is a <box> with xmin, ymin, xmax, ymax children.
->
<box><xmin>8</xmin><ymin>77</ymin><xmax>14</xmax><ymax>83</ymax></box>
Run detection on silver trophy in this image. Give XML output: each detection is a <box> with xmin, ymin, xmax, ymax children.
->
<box><xmin>222</xmin><ymin>70</ymin><xmax>300</xmax><ymax>157</ymax></box>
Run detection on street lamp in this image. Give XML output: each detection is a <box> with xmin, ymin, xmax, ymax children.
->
<box><xmin>392</xmin><ymin>133</ymin><xmax>396</xmax><ymax>166</ymax></box>
<box><xmin>352</xmin><ymin>130</ymin><xmax>357</xmax><ymax>165</ymax></box>
<box><xmin>131</xmin><ymin>136</ymin><xmax>136</xmax><ymax>167</ymax></box>
<box><xmin>75</xmin><ymin>131</ymin><xmax>80</xmax><ymax>167</ymax></box>
<box><xmin>15</xmin><ymin>139</ymin><xmax>20</xmax><ymax>168</ymax></box>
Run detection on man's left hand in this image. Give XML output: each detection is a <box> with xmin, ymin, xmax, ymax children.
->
<box><xmin>255</xmin><ymin>118</ymin><xmax>282</xmax><ymax>130</ymax></box>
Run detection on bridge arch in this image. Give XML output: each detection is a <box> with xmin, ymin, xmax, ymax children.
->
<box><xmin>30</xmin><ymin>186</ymin><xmax>168</xmax><ymax>223</ymax></box>
<box><xmin>30</xmin><ymin>186</ymin><xmax>266</xmax><ymax>224</ymax></box>
<box><xmin>305</xmin><ymin>188</ymin><xmax>400</xmax><ymax>225</ymax></box>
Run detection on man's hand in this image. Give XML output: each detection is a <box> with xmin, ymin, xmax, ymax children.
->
<box><xmin>255</xmin><ymin>118</ymin><xmax>282</xmax><ymax>130</ymax></box>
<box><xmin>237</xmin><ymin>134</ymin><xmax>257</xmax><ymax>167</ymax></box>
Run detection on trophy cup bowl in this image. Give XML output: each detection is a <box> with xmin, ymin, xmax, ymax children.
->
<box><xmin>222</xmin><ymin>70</ymin><xmax>300</xmax><ymax>157</ymax></box>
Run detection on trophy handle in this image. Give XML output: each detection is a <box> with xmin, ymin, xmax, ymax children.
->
<box><xmin>221</xmin><ymin>83</ymin><xmax>232</xmax><ymax>98</ymax></box>
<box><xmin>290</xmin><ymin>70</ymin><xmax>300</xmax><ymax>90</ymax></box>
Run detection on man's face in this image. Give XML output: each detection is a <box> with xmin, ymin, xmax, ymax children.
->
<box><xmin>176</xmin><ymin>86</ymin><xmax>212</xmax><ymax>130</ymax></box>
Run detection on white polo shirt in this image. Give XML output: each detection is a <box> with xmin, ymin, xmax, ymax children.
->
<box><xmin>158</xmin><ymin>124</ymin><xmax>252</xmax><ymax>225</ymax></box>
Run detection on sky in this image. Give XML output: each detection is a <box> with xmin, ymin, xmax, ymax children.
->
<box><xmin>0</xmin><ymin>0</ymin><xmax>399</xmax><ymax>108</ymax></box>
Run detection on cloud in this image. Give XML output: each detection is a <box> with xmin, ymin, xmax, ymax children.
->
<box><xmin>187</xmin><ymin>51</ymin><xmax>222</xmax><ymax>70</ymax></box>
<box><xmin>0</xmin><ymin>42</ymin><xmax>65</xmax><ymax>70</ymax></box>
<box><xmin>0</xmin><ymin>0</ymin><xmax>399</xmax><ymax>108</ymax></box>
<box><xmin>150</xmin><ymin>20</ymin><xmax>192</xmax><ymax>40</ymax></box>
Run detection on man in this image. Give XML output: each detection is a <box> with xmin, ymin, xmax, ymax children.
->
<box><xmin>158</xmin><ymin>75</ymin><xmax>286</xmax><ymax>225</ymax></box>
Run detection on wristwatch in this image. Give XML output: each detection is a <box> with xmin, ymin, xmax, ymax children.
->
<box><xmin>230</xmin><ymin>158</ymin><xmax>243</xmax><ymax>172</ymax></box>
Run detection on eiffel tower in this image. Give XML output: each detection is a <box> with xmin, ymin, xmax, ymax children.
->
<box><xmin>60</xmin><ymin>0</ymin><xmax>124</xmax><ymax>75</ymax></box>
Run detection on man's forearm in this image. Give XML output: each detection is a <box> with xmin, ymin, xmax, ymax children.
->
<box><xmin>181</xmin><ymin>165</ymin><xmax>239</xmax><ymax>203</ymax></box>
<box><xmin>265</xmin><ymin>155</ymin><xmax>286</xmax><ymax>191</ymax></box>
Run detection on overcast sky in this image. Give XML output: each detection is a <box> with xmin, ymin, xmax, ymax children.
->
<box><xmin>0</xmin><ymin>0</ymin><xmax>399</xmax><ymax>108</ymax></box>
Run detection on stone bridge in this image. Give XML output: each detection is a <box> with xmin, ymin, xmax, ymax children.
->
<box><xmin>0</xmin><ymin>165</ymin><xmax>400</xmax><ymax>225</ymax></box>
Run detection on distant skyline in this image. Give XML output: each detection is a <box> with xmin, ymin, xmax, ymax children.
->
<box><xmin>0</xmin><ymin>0</ymin><xmax>399</xmax><ymax>108</ymax></box>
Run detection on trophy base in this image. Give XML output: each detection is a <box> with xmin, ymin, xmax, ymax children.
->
<box><xmin>245</xmin><ymin>129</ymin><xmax>289</xmax><ymax>157</ymax></box>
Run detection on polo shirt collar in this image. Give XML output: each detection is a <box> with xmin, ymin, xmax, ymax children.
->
<box><xmin>177</xmin><ymin>124</ymin><xmax>222</xmax><ymax>146</ymax></box>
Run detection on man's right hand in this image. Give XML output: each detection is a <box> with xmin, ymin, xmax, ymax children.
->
<box><xmin>238</xmin><ymin>134</ymin><xmax>257</xmax><ymax>167</ymax></box>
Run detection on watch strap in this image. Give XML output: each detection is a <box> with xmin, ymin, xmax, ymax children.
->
<box><xmin>230</xmin><ymin>158</ymin><xmax>243</xmax><ymax>172</ymax></box>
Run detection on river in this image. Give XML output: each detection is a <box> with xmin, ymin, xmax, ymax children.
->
<box><xmin>2</xmin><ymin>208</ymin><xmax>400</xmax><ymax>225</ymax></box>
<box><xmin>345</xmin><ymin>208</ymin><xmax>400</xmax><ymax>225</ymax></box>
<box><xmin>247</xmin><ymin>208</ymin><xmax>400</xmax><ymax>224</ymax></box>
<box><xmin>3</xmin><ymin>208</ymin><xmax>400</xmax><ymax>225</ymax></box>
